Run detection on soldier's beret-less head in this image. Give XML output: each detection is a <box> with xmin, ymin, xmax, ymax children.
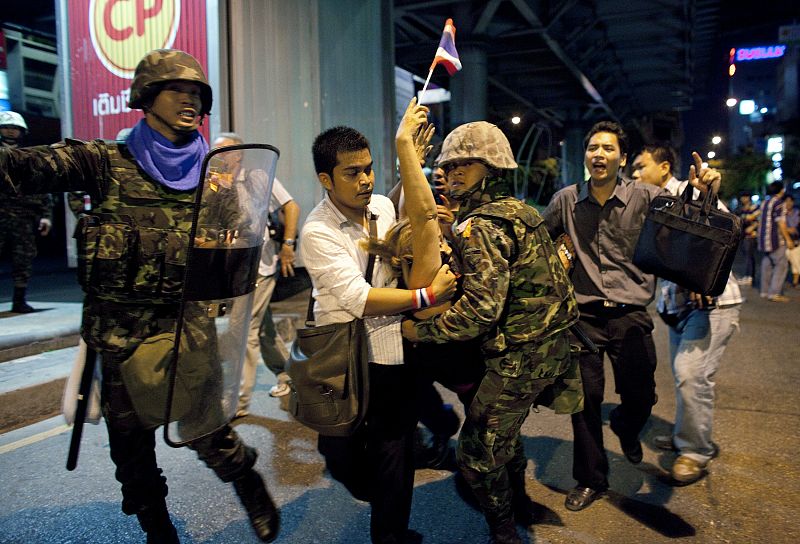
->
<box><xmin>127</xmin><ymin>49</ymin><xmax>213</xmax><ymax>116</ymax></box>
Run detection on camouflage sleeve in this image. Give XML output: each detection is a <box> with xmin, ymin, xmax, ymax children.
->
<box><xmin>0</xmin><ymin>139</ymin><xmax>106</xmax><ymax>198</ymax></box>
<box><xmin>413</xmin><ymin>217</ymin><xmax>512</xmax><ymax>343</ymax></box>
<box><xmin>38</xmin><ymin>193</ymin><xmax>54</xmax><ymax>221</ymax></box>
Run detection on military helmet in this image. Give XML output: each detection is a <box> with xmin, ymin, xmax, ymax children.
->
<box><xmin>128</xmin><ymin>49</ymin><xmax>212</xmax><ymax>116</ymax></box>
<box><xmin>438</xmin><ymin>121</ymin><xmax>518</xmax><ymax>170</ymax></box>
<box><xmin>0</xmin><ymin>111</ymin><xmax>28</xmax><ymax>132</ymax></box>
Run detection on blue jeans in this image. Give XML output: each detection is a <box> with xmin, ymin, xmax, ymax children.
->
<box><xmin>669</xmin><ymin>305</ymin><xmax>740</xmax><ymax>463</ymax></box>
<box><xmin>760</xmin><ymin>247</ymin><xmax>788</xmax><ymax>297</ymax></box>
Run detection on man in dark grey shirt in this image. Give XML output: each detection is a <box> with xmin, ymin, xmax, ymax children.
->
<box><xmin>543</xmin><ymin>121</ymin><xmax>720</xmax><ymax>511</ymax></box>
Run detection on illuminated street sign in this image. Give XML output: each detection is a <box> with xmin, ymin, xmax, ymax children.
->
<box><xmin>735</xmin><ymin>45</ymin><xmax>786</xmax><ymax>61</ymax></box>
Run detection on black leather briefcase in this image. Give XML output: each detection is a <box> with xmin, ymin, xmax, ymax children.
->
<box><xmin>633</xmin><ymin>183</ymin><xmax>742</xmax><ymax>296</ymax></box>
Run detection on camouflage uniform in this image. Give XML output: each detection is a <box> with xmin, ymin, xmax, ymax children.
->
<box><xmin>411</xmin><ymin>122</ymin><xmax>581</xmax><ymax>536</ymax></box>
<box><xmin>0</xmin><ymin>138</ymin><xmax>255</xmax><ymax>496</ymax></box>
<box><xmin>0</xmin><ymin>141</ymin><xmax>53</xmax><ymax>290</ymax></box>
<box><xmin>0</xmin><ymin>50</ymin><xmax>277</xmax><ymax>544</ymax></box>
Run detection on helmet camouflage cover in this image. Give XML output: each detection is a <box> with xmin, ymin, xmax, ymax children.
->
<box><xmin>0</xmin><ymin>111</ymin><xmax>28</xmax><ymax>132</ymax></box>
<box><xmin>128</xmin><ymin>49</ymin><xmax>212</xmax><ymax>116</ymax></box>
<box><xmin>437</xmin><ymin>121</ymin><xmax>518</xmax><ymax>170</ymax></box>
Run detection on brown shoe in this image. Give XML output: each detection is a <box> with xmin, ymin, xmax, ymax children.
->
<box><xmin>671</xmin><ymin>455</ymin><xmax>707</xmax><ymax>484</ymax></box>
<box><xmin>768</xmin><ymin>294</ymin><xmax>791</xmax><ymax>303</ymax></box>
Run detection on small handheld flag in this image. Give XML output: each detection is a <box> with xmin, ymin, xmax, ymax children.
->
<box><xmin>430</xmin><ymin>18</ymin><xmax>462</xmax><ymax>76</ymax></box>
<box><xmin>420</xmin><ymin>18</ymin><xmax>462</xmax><ymax>102</ymax></box>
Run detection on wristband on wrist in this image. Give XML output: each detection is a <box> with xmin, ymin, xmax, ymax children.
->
<box><xmin>411</xmin><ymin>287</ymin><xmax>437</xmax><ymax>310</ymax></box>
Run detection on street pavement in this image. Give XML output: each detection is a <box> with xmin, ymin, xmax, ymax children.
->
<box><xmin>0</xmin><ymin>267</ymin><xmax>799</xmax><ymax>543</ymax></box>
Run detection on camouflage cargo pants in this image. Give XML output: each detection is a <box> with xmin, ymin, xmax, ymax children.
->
<box><xmin>456</xmin><ymin>332</ymin><xmax>572</xmax><ymax>525</ymax></box>
<box><xmin>101</xmin><ymin>350</ymin><xmax>256</xmax><ymax>515</ymax></box>
<box><xmin>0</xmin><ymin>209</ymin><xmax>38</xmax><ymax>287</ymax></box>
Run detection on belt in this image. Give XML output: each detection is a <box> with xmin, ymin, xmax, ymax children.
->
<box><xmin>579</xmin><ymin>300</ymin><xmax>645</xmax><ymax>310</ymax></box>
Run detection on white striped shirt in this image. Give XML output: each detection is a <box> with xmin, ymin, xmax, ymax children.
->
<box><xmin>299</xmin><ymin>194</ymin><xmax>403</xmax><ymax>365</ymax></box>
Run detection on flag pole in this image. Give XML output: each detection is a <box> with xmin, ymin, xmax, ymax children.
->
<box><xmin>419</xmin><ymin>68</ymin><xmax>434</xmax><ymax>105</ymax></box>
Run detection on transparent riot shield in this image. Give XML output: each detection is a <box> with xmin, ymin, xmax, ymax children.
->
<box><xmin>164</xmin><ymin>144</ymin><xmax>279</xmax><ymax>446</ymax></box>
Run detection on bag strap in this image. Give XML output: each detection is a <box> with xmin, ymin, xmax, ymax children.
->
<box><xmin>304</xmin><ymin>213</ymin><xmax>379</xmax><ymax>325</ymax></box>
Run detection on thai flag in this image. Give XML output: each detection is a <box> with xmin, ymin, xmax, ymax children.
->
<box><xmin>429</xmin><ymin>18</ymin><xmax>462</xmax><ymax>75</ymax></box>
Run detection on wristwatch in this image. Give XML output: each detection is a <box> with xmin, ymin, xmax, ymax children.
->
<box><xmin>283</xmin><ymin>238</ymin><xmax>296</xmax><ymax>247</ymax></box>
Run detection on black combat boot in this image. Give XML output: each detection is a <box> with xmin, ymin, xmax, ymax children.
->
<box><xmin>488</xmin><ymin>517</ymin><xmax>523</xmax><ymax>544</ymax></box>
<box><xmin>232</xmin><ymin>468</ymin><xmax>280</xmax><ymax>542</ymax></box>
<box><xmin>136</xmin><ymin>500</ymin><xmax>179</xmax><ymax>544</ymax></box>
<box><xmin>11</xmin><ymin>287</ymin><xmax>34</xmax><ymax>313</ymax></box>
<box><xmin>508</xmin><ymin>462</ymin><xmax>536</xmax><ymax>526</ymax></box>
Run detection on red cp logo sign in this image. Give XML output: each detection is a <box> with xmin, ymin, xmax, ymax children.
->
<box><xmin>90</xmin><ymin>0</ymin><xmax>180</xmax><ymax>78</ymax></box>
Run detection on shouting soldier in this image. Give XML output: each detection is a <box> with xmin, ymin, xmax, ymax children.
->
<box><xmin>0</xmin><ymin>50</ymin><xmax>279</xmax><ymax>543</ymax></box>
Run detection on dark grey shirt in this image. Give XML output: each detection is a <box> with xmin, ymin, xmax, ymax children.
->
<box><xmin>542</xmin><ymin>176</ymin><xmax>665</xmax><ymax>306</ymax></box>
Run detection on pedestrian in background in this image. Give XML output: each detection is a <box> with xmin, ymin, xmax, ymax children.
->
<box><xmin>0</xmin><ymin>111</ymin><xmax>53</xmax><ymax>313</ymax></box>
<box><xmin>0</xmin><ymin>49</ymin><xmax>280</xmax><ymax>543</ymax></box>
<box><xmin>783</xmin><ymin>194</ymin><xmax>799</xmax><ymax>289</ymax></box>
<box><xmin>734</xmin><ymin>192</ymin><xmax>760</xmax><ymax>287</ymax></box>
<box><xmin>210</xmin><ymin>132</ymin><xmax>300</xmax><ymax>416</ymax></box>
<box><xmin>757</xmin><ymin>181</ymin><xmax>793</xmax><ymax>302</ymax></box>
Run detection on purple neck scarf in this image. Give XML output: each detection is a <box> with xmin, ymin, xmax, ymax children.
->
<box><xmin>126</xmin><ymin>119</ymin><xmax>209</xmax><ymax>191</ymax></box>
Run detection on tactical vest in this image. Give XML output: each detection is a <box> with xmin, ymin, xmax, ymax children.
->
<box><xmin>463</xmin><ymin>197</ymin><xmax>579</xmax><ymax>349</ymax></box>
<box><xmin>74</xmin><ymin>141</ymin><xmax>196</xmax><ymax>303</ymax></box>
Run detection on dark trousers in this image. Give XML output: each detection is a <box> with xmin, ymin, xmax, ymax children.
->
<box><xmin>0</xmin><ymin>211</ymin><xmax>38</xmax><ymax>287</ymax></box>
<box><xmin>318</xmin><ymin>363</ymin><xmax>417</xmax><ymax>544</ymax></box>
<box><xmin>102</xmin><ymin>355</ymin><xmax>256</xmax><ymax>515</ymax></box>
<box><xmin>742</xmin><ymin>237</ymin><xmax>758</xmax><ymax>281</ymax></box>
<box><xmin>404</xmin><ymin>338</ymin><xmax>484</xmax><ymax>439</ymax></box>
<box><xmin>571</xmin><ymin>305</ymin><xmax>657</xmax><ymax>490</ymax></box>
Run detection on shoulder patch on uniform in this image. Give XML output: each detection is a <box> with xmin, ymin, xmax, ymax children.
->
<box><xmin>456</xmin><ymin>217</ymin><xmax>473</xmax><ymax>238</ymax></box>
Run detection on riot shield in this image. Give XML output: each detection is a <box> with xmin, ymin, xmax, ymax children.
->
<box><xmin>164</xmin><ymin>144</ymin><xmax>279</xmax><ymax>446</ymax></box>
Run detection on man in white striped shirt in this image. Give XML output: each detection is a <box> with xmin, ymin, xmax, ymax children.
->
<box><xmin>300</xmin><ymin>125</ymin><xmax>454</xmax><ymax>544</ymax></box>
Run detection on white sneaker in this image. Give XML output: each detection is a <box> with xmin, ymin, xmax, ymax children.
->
<box><xmin>269</xmin><ymin>383</ymin><xmax>291</xmax><ymax>397</ymax></box>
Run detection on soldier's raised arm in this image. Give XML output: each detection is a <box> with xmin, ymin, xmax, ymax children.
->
<box><xmin>0</xmin><ymin>139</ymin><xmax>107</xmax><ymax>197</ymax></box>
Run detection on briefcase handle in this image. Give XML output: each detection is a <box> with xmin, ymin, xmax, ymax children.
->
<box><xmin>677</xmin><ymin>181</ymin><xmax>717</xmax><ymax>220</ymax></box>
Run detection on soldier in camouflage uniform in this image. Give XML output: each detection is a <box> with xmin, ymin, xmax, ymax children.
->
<box><xmin>0</xmin><ymin>50</ymin><xmax>279</xmax><ymax>543</ymax></box>
<box><xmin>0</xmin><ymin>111</ymin><xmax>53</xmax><ymax>313</ymax></box>
<box><xmin>402</xmin><ymin>122</ymin><xmax>582</xmax><ymax>544</ymax></box>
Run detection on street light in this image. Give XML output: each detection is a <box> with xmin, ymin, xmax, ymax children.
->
<box><xmin>707</xmin><ymin>151</ymin><xmax>716</xmax><ymax>159</ymax></box>
<box><xmin>712</xmin><ymin>136</ymin><xmax>722</xmax><ymax>145</ymax></box>
<box><xmin>726</xmin><ymin>98</ymin><xmax>738</xmax><ymax>107</ymax></box>
<box><xmin>511</xmin><ymin>116</ymin><xmax>521</xmax><ymax>125</ymax></box>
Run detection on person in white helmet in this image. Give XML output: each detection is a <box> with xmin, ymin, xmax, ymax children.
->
<box><xmin>0</xmin><ymin>111</ymin><xmax>53</xmax><ymax>313</ymax></box>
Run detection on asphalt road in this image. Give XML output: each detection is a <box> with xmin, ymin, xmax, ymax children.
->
<box><xmin>0</xmin><ymin>278</ymin><xmax>798</xmax><ymax>543</ymax></box>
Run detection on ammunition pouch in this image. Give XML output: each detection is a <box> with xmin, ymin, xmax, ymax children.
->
<box><xmin>75</xmin><ymin>214</ymin><xmax>189</xmax><ymax>299</ymax></box>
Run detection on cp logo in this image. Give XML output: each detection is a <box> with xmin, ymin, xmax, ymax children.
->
<box><xmin>90</xmin><ymin>0</ymin><xmax>181</xmax><ymax>79</ymax></box>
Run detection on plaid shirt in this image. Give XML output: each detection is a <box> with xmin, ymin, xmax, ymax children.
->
<box><xmin>757</xmin><ymin>195</ymin><xmax>786</xmax><ymax>253</ymax></box>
